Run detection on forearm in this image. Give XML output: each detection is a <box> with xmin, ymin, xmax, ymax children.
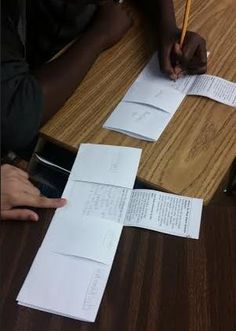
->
<box><xmin>156</xmin><ymin>0</ymin><xmax>177</xmax><ymax>32</ymax></box>
<box><xmin>34</xmin><ymin>29</ymin><xmax>105</xmax><ymax>125</ymax></box>
<box><xmin>138</xmin><ymin>0</ymin><xmax>177</xmax><ymax>34</ymax></box>
<box><xmin>136</xmin><ymin>0</ymin><xmax>207</xmax><ymax>77</ymax></box>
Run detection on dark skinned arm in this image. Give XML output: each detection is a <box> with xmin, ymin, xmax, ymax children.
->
<box><xmin>137</xmin><ymin>0</ymin><xmax>207</xmax><ymax>79</ymax></box>
<box><xmin>34</xmin><ymin>2</ymin><xmax>132</xmax><ymax>125</ymax></box>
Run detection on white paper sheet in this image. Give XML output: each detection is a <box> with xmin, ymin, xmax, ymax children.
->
<box><xmin>104</xmin><ymin>102</ymin><xmax>171</xmax><ymax>141</ymax></box>
<box><xmin>17</xmin><ymin>144</ymin><xmax>203</xmax><ymax>324</ymax></box>
<box><xmin>17</xmin><ymin>249</ymin><xmax>110</xmax><ymax>322</ymax></box>
<box><xmin>70</xmin><ymin>144</ymin><xmax>142</xmax><ymax>189</ymax></box>
<box><xmin>124</xmin><ymin>81</ymin><xmax>184</xmax><ymax>114</ymax></box>
<box><xmin>44</xmin><ymin>216</ymin><xmax>122</xmax><ymax>265</ymax></box>
<box><xmin>124</xmin><ymin>190</ymin><xmax>203</xmax><ymax>239</ymax></box>
<box><xmin>55</xmin><ymin>181</ymin><xmax>132</xmax><ymax>224</ymax></box>
<box><xmin>42</xmin><ymin>181</ymin><xmax>130</xmax><ymax>265</ymax></box>
<box><xmin>17</xmin><ymin>144</ymin><xmax>142</xmax><ymax>322</ymax></box>
<box><xmin>35</xmin><ymin>153</ymin><xmax>71</xmax><ymax>174</ymax></box>
<box><xmin>186</xmin><ymin>75</ymin><xmax>236</xmax><ymax>107</ymax></box>
<box><xmin>104</xmin><ymin>53</ymin><xmax>236</xmax><ymax>141</ymax></box>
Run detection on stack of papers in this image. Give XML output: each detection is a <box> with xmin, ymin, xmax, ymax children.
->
<box><xmin>104</xmin><ymin>53</ymin><xmax>236</xmax><ymax>141</ymax></box>
<box><xmin>17</xmin><ymin>144</ymin><xmax>141</xmax><ymax>322</ymax></box>
<box><xmin>17</xmin><ymin>143</ymin><xmax>203</xmax><ymax>322</ymax></box>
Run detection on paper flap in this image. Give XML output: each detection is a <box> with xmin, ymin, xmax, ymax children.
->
<box><xmin>70</xmin><ymin>144</ymin><xmax>141</xmax><ymax>189</ymax></box>
<box><xmin>124</xmin><ymin>81</ymin><xmax>184</xmax><ymax>114</ymax></box>
<box><xmin>44</xmin><ymin>216</ymin><xmax>123</xmax><ymax>265</ymax></box>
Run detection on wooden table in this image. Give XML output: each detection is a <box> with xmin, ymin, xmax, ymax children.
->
<box><xmin>1</xmin><ymin>200</ymin><xmax>236</xmax><ymax>330</ymax></box>
<box><xmin>39</xmin><ymin>0</ymin><xmax>236</xmax><ymax>204</ymax></box>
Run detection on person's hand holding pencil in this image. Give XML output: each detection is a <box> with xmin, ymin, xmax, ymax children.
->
<box><xmin>157</xmin><ymin>0</ymin><xmax>207</xmax><ymax>80</ymax></box>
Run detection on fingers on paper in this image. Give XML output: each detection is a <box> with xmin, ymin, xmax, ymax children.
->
<box><xmin>180</xmin><ymin>33</ymin><xmax>207</xmax><ymax>74</ymax></box>
<box><xmin>158</xmin><ymin>46</ymin><xmax>177</xmax><ymax>80</ymax></box>
<box><xmin>10</xmin><ymin>194</ymin><xmax>67</xmax><ymax>209</ymax></box>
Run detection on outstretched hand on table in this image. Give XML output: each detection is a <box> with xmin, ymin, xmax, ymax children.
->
<box><xmin>1</xmin><ymin>164</ymin><xmax>66</xmax><ymax>222</ymax></box>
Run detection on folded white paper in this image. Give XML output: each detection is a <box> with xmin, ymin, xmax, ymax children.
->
<box><xmin>124</xmin><ymin>190</ymin><xmax>203</xmax><ymax>239</ymax></box>
<box><xmin>17</xmin><ymin>144</ymin><xmax>141</xmax><ymax>322</ymax></box>
<box><xmin>104</xmin><ymin>101</ymin><xmax>170</xmax><ymax>141</ymax></box>
<box><xmin>124</xmin><ymin>81</ymin><xmax>184</xmax><ymax>114</ymax></box>
<box><xmin>18</xmin><ymin>249</ymin><xmax>110</xmax><ymax>322</ymax></box>
<box><xmin>44</xmin><ymin>216</ymin><xmax>123</xmax><ymax>265</ymax></box>
<box><xmin>168</xmin><ymin>72</ymin><xmax>236</xmax><ymax>107</ymax></box>
<box><xmin>17</xmin><ymin>143</ymin><xmax>203</xmax><ymax>323</ymax></box>
<box><xmin>54</xmin><ymin>181</ymin><xmax>132</xmax><ymax>224</ymax></box>
<box><xmin>70</xmin><ymin>144</ymin><xmax>142</xmax><ymax>189</ymax></box>
<box><xmin>104</xmin><ymin>53</ymin><xmax>236</xmax><ymax>141</ymax></box>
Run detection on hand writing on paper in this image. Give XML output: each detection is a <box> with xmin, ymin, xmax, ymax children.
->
<box><xmin>1</xmin><ymin>164</ymin><xmax>66</xmax><ymax>222</ymax></box>
<box><xmin>158</xmin><ymin>30</ymin><xmax>207</xmax><ymax>80</ymax></box>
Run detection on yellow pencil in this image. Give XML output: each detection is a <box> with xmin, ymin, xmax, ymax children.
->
<box><xmin>180</xmin><ymin>0</ymin><xmax>192</xmax><ymax>48</ymax></box>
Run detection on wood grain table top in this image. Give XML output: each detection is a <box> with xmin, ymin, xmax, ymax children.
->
<box><xmin>1</xmin><ymin>202</ymin><xmax>236</xmax><ymax>331</ymax></box>
<box><xmin>40</xmin><ymin>0</ymin><xmax>236</xmax><ymax>204</ymax></box>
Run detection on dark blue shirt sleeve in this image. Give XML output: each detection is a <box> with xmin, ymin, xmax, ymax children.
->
<box><xmin>1</xmin><ymin>60</ymin><xmax>43</xmax><ymax>154</ymax></box>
